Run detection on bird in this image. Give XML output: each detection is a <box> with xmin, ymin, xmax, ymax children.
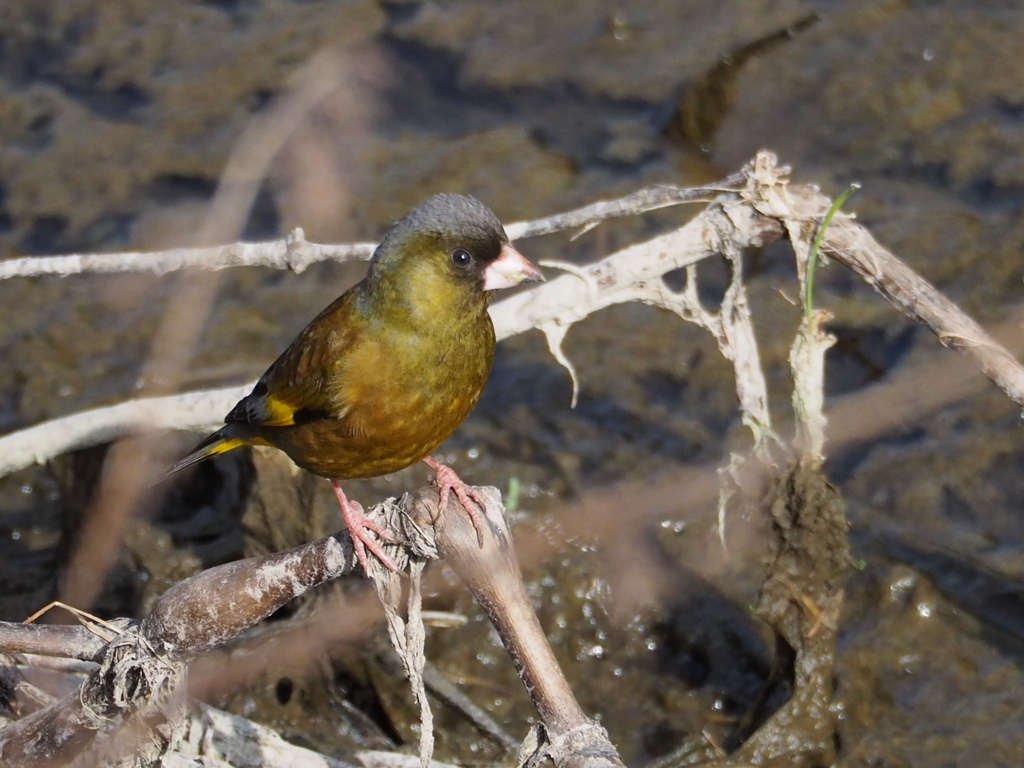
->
<box><xmin>166</xmin><ymin>193</ymin><xmax>544</xmax><ymax>571</ymax></box>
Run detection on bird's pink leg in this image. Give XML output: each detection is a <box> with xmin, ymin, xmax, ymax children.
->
<box><xmin>331</xmin><ymin>480</ymin><xmax>399</xmax><ymax>573</ymax></box>
<box><xmin>423</xmin><ymin>456</ymin><xmax>487</xmax><ymax>546</ymax></box>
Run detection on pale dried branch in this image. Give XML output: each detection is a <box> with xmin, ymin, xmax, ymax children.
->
<box><xmin>0</xmin><ymin>235</ymin><xmax>376</xmax><ymax>279</ymax></box>
<box><xmin>502</xmin><ymin>173</ymin><xmax>745</xmax><ymax>240</ymax></box>
<box><xmin>406</xmin><ymin>486</ymin><xmax>624</xmax><ymax>768</ymax></box>
<box><xmin>0</xmin><ymin>385</ymin><xmax>251</xmax><ymax>477</ymax></box>
<box><xmin>783</xmin><ymin>197</ymin><xmax>838</xmax><ymax>462</ymax></box>
<box><xmin>824</xmin><ymin>210</ymin><xmax>1024</xmax><ymax>407</ymax></box>
<box><xmin>140</xmin><ymin>531</ymin><xmax>359</xmax><ymax>660</ymax></box>
<box><xmin>747</xmin><ymin>152</ymin><xmax>1024</xmax><ymax>411</ymax></box>
<box><xmin>639</xmin><ymin>225</ymin><xmax>781</xmax><ymax>544</ymax></box>
<box><xmin>0</xmin><ymin>624</ymin><xmax>107</xmax><ymax>662</ymax></box>
<box><xmin>0</xmin><ymin>625</ymin><xmax>187</xmax><ymax>768</ymax></box>
<box><xmin>0</xmin><ymin>507</ymin><xmax>362</xmax><ymax>765</ymax></box>
<box><xmin>356</xmin><ymin>752</ymin><xmax>457</xmax><ymax>768</ymax></box>
<box><xmin>0</xmin><ymin>177</ymin><xmax>744</xmax><ymax>281</ymax></box>
<box><xmin>648</xmin><ymin>220</ymin><xmax>776</xmax><ymax>448</ymax></box>
<box><xmin>788</xmin><ymin>312</ymin><xmax>836</xmax><ymax>463</ymax></box>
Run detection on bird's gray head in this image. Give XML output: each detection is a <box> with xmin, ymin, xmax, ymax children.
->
<box><xmin>371</xmin><ymin>194</ymin><xmax>507</xmax><ymax>276</ymax></box>
<box><xmin>369</xmin><ymin>193</ymin><xmax>542</xmax><ymax>297</ymax></box>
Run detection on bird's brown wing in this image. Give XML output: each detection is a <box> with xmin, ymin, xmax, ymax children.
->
<box><xmin>226</xmin><ymin>292</ymin><xmax>362</xmax><ymax>429</ymax></box>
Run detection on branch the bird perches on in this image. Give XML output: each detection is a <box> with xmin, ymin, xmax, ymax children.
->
<box><xmin>0</xmin><ymin>487</ymin><xmax>623</xmax><ymax>768</ymax></box>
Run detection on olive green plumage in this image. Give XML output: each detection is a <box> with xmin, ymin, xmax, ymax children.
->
<box><xmin>169</xmin><ymin>193</ymin><xmax>540</xmax><ymax>483</ymax></box>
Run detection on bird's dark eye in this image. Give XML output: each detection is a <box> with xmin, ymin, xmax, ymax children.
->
<box><xmin>451</xmin><ymin>248</ymin><xmax>473</xmax><ymax>268</ymax></box>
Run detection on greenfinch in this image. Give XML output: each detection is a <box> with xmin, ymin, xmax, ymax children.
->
<box><xmin>167</xmin><ymin>194</ymin><xmax>543</xmax><ymax>570</ymax></box>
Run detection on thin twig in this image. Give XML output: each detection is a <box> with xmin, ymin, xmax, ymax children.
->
<box><xmin>0</xmin><ymin>175</ymin><xmax>745</xmax><ymax>280</ymax></box>
<box><xmin>0</xmin><ymin>624</ymin><xmax>107</xmax><ymax>662</ymax></box>
<box><xmin>0</xmin><ymin>234</ymin><xmax>377</xmax><ymax>279</ymax></box>
<box><xmin>504</xmin><ymin>174</ymin><xmax>746</xmax><ymax>240</ymax></box>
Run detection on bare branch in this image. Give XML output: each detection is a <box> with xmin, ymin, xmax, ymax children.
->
<box><xmin>0</xmin><ymin>233</ymin><xmax>377</xmax><ymax>280</ymax></box>
<box><xmin>0</xmin><ymin>385</ymin><xmax>251</xmax><ymax>477</ymax></box>
<box><xmin>0</xmin><ymin>176</ymin><xmax>745</xmax><ymax>281</ymax></box>
<box><xmin>405</xmin><ymin>486</ymin><xmax>625</xmax><ymax>768</ymax></box>
<box><xmin>746</xmin><ymin>152</ymin><xmax>1024</xmax><ymax>411</ymax></box>
<box><xmin>181</xmin><ymin>704</ymin><xmax>355</xmax><ymax>768</ymax></box>
<box><xmin>1</xmin><ymin>484</ymin><xmax>621</xmax><ymax>768</ymax></box>
<box><xmin>784</xmin><ymin>195</ymin><xmax>838</xmax><ymax>462</ymax></box>
<box><xmin>824</xmin><ymin>209</ymin><xmax>1024</xmax><ymax>409</ymax></box>
<box><xmin>141</xmin><ymin>532</ymin><xmax>358</xmax><ymax>660</ymax></box>
<box><xmin>0</xmin><ymin>624</ymin><xmax>106</xmax><ymax>662</ymax></box>
<box><xmin>0</xmin><ymin>513</ymin><xmax>362</xmax><ymax>765</ymax></box>
<box><xmin>503</xmin><ymin>173</ymin><xmax>746</xmax><ymax>240</ymax></box>
<box><xmin>789</xmin><ymin>312</ymin><xmax>836</xmax><ymax>462</ymax></box>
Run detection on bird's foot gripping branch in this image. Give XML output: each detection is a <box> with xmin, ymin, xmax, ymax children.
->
<box><xmin>0</xmin><ymin>486</ymin><xmax>623</xmax><ymax>768</ymax></box>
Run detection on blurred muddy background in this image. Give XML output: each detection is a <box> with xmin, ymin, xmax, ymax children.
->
<box><xmin>1</xmin><ymin>0</ymin><xmax>1023</xmax><ymax>765</ymax></box>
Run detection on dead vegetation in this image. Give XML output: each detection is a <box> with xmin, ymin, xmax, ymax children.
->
<box><xmin>0</xmin><ymin>153</ymin><xmax>1021</xmax><ymax>766</ymax></box>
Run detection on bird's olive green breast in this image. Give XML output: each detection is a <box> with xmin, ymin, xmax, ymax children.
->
<box><xmin>263</xmin><ymin>268</ymin><xmax>496</xmax><ymax>479</ymax></box>
<box><xmin>341</xmin><ymin>304</ymin><xmax>494</xmax><ymax>469</ymax></box>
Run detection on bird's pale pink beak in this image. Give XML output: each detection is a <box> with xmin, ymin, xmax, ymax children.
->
<box><xmin>482</xmin><ymin>243</ymin><xmax>545</xmax><ymax>291</ymax></box>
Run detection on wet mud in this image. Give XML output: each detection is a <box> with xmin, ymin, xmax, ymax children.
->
<box><xmin>2</xmin><ymin>1</ymin><xmax>1024</xmax><ymax>765</ymax></box>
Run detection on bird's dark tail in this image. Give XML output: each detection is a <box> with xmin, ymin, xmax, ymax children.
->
<box><xmin>164</xmin><ymin>427</ymin><xmax>251</xmax><ymax>480</ymax></box>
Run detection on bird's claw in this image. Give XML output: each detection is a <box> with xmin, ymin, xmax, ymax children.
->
<box><xmin>332</xmin><ymin>480</ymin><xmax>399</xmax><ymax>573</ymax></box>
<box><xmin>347</xmin><ymin>502</ymin><xmax>400</xmax><ymax>573</ymax></box>
<box><xmin>424</xmin><ymin>457</ymin><xmax>487</xmax><ymax>547</ymax></box>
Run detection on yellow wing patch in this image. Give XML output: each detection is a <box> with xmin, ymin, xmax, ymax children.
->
<box><xmin>242</xmin><ymin>382</ymin><xmax>340</xmax><ymax>428</ymax></box>
<box><xmin>259</xmin><ymin>393</ymin><xmax>301</xmax><ymax>427</ymax></box>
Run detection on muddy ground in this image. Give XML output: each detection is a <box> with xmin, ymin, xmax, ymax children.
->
<box><xmin>1</xmin><ymin>1</ymin><xmax>1023</xmax><ymax>765</ymax></box>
